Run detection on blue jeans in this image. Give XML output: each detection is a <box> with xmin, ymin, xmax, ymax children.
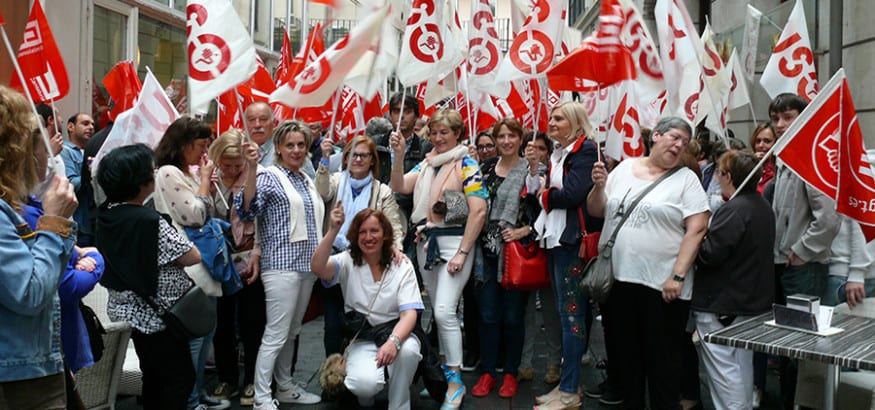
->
<box><xmin>188</xmin><ymin>297</ymin><xmax>218</xmax><ymax>407</ymax></box>
<box><xmin>780</xmin><ymin>262</ymin><xmax>828</xmax><ymax>300</ymax></box>
<box><xmin>822</xmin><ymin>276</ymin><xmax>875</xmax><ymax>306</ymax></box>
<box><xmin>547</xmin><ymin>245</ymin><xmax>590</xmax><ymax>394</ymax></box>
<box><xmin>477</xmin><ymin>254</ymin><xmax>529</xmax><ymax>376</ymax></box>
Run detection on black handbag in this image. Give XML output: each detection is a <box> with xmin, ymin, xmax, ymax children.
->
<box><xmin>79</xmin><ymin>301</ymin><xmax>106</xmax><ymax>362</ymax></box>
<box><xmin>151</xmin><ymin>284</ymin><xmax>217</xmax><ymax>340</ymax></box>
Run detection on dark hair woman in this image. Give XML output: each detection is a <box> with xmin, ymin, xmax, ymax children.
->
<box><xmin>96</xmin><ymin>144</ymin><xmax>202</xmax><ymax>409</ymax></box>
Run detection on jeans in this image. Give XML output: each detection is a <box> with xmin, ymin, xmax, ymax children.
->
<box><xmin>344</xmin><ymin>336</ymin><xmax>422</xmax><ymax>410</ymax></box>
<box><xmin>254</xmin><ymin>270</ymin><xmax>316</xmax><ymax>404</ymax></box>
<box><xmin>417</xmin><ymin>235</ymin><xmax>473</xmax><ymax>367</ymax></box>
<box><xmin>188</xmin><ymin>297</ymin><xmax>218</xmax><ymax>407</ymax></box>
<box><xmin>780</xmin><ymin>262</ymin><xmax>828</xmax><ymax>300</ymax></box>
<box><xmin>477</xmin><ymin>254</ymin><xmax>529</xmax><ymax>376</ymax></box>
<box><xmin>821</xmin><ymin>276</ymin><xmax>875</xmax><ymax>306</ymax></box>
<box><xmin>547</xmin><ymin>245</ymin><xmax>590</xmax><ymax>394</ymax></box>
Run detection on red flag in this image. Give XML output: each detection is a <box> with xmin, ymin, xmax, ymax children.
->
<box><xmin>309</xmin><ymin>0</ymin><xmax>341</xmax><ymax>7</ymax></box>
<box><xmin>279</xmin><ymin>23</ymin><xmax>325</xmax><ymax>86</ymax></box>
<box><xmin>836</xmin><ymin>74</ymin><xmax>875</xmax><ymax>227</ymax></box>
<box><xmin>103</xmin><ymin>61</ymin><xmax>142</xmax><ymax>121</ymax></box>
<box><xmin>547</xmin><ymin>0</ymin><xmax>636</xmax><ymax>91</ymax></box>
<box><xmin>217</xmin><ymin>90</ymin><xmax>244</xmax><ymax>134</ymax></box>
<box><xmin>274</xmin><ymin>30</ymin><xmax>293</xmax><ymax>87</ymax></box>
<box><xmin>9</xmin><ymin>0</ymin><xmax>69</xmax><ymax>102</ymax></box>
<box><xmin>0</xmin><ymin>8</ymin><xmax>5</xmax><ymax>25</ymax></box>
<box><xmin>237</xmin><ymin>56</ymin><xmax>275</xmax><ymax>104</ymax></box>
<box><xmin>774</xmin><ymin>71</ymin><xmax>843</xmax><ymax>199</ymax></box>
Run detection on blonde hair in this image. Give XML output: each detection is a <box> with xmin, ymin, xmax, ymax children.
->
<box><xmin>209</xmin><ymin>128</ymin><xmax>245</xmax><ymax>163</ymax></box>
<box><xmin>319</xmin><ymin>353</ymin><xmax>347</xmax><ymax>400</ymax></box>
<box><xmin>427</xmin><ymin>109</ymin><xmax>465</xmax><ymax>143</ymax></box>
<box><xmin>0</xmin><ymin>85</ymin><xmax>38</xmax><ymax>211</ymax></box>
<box><xmin>551</xmin><ymin>101</ymin><xmax>593</xmax><ymax>141</ymax></box>
<box><xmin>272</xmin><ymin>120</ymin><xmax>313</xmax><ymax>165</ymax></box>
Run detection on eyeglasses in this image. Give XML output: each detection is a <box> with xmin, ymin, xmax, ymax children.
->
<box><xmin>350</xmin><ymin>152</ymin><xmax>373</xmax><ymax>160</ymax></box>
<box><xmin>476</xmin><ymin>144</ymin><xmax>496</xmax><ymax>151</ymax></box>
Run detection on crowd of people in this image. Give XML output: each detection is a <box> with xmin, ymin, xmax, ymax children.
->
<box><xmin>1</xmin><ymin>81</ymin><xmax>872</xmax><ymax>410</ymax></box>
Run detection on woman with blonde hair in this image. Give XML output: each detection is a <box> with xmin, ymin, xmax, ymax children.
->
<box><xmin>208</xmin><ymin>129</ymin><xmax>266</xmax><ymax>404</ymax></box>
<box><xmin>529</xmin><ymin>101</ymin><xmax>601</xmax><ymax>410</ymax></box>
<box><xmin>0</xmin><ymin>85</ymin><xmax>79</xmax><ymax>409</ymax></box>
<box><xmin>390</xmin><ymin>109</ymin><xmax>488</xmax><ymax>409</ymax></box>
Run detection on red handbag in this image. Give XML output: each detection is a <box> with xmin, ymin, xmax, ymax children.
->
<box><xmin>578</xmin><ymin>208</ymin><xmax>601</xmax><ymax>263</ymax></box>
<box><xmin>502</xmin><ymin>240</ymin><xmax>550</xmax><ymax>290</ymax></box>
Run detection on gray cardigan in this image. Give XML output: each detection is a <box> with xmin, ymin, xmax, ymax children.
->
<box><xmin>772</xmin><ymin>165</ymin><xmax>840</xmax><ymax>264</ymax></box>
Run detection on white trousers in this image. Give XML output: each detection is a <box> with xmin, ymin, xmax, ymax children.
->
<box><xmin>344</xmin><ymin>335</ymin><xmax>422</xmax><ymax>410</ymax></box>
<box><xmin>694</xmin><ymin>311</ymin><xmax>754</xmax><ymax>410</ymax></box>
<box><xmin>417</xmin><ymin>234</ymin><xmax>472</xmax><ymax>367</ymax></box>
<box><xmin>254</xmin><ymin>270</ymin><xmax>315</xmax><ymax>403</ymax></box>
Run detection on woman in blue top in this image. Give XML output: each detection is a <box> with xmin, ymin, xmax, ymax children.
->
<box><xmin>0</xmin><ymin>85</ymin><xmax>79</xmax><ymax>409</ymax></box>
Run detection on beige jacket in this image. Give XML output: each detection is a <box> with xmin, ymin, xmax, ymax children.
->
<box><xmin>315</xmin><ymin>164</ymin><xmax>406</xmax><ymax>250</ymax></box>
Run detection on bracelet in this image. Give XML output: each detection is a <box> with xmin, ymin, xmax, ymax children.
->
<box><xmin>457</xmin><ymin>248</ymin><xmax>469</xmax><ymax>256</ymax></box>
<box><xmin>671</xmin><ymin>274</ymin><xmax>686</xmax><ymax>282</ymax></box>
<box><xmin>389</xmin><ymin>334</ymin><xmax>402</xmax><ymax>351</ymax></box>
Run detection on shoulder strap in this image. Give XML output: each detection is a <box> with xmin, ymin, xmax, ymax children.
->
<box><xmin>605</xmin><ymin>166</ymin><xmax>682</xmax><ymax>249</ymax></box>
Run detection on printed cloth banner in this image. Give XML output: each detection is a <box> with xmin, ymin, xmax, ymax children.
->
<box><xmin>760</xmin><ymin>0</ymin><xmax>818</xmax><ymax>102</ymax></box>
<box><xmin>9</xmin><ymin>0</ymin><xmax>69</xmax><ymax>103</ymax></box>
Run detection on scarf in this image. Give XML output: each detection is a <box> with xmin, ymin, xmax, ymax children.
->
<box><xmin>96</xmin><ymin>203</ymin><xmax>162</xmax><ymax>297</ymax></box>
<box><xmin>217</xmin><ymin>163</ymin><xmax>256</xmax><ymax>248</ymax></box>
<box><xmin>411</xmin><ymin>144</ymin><xmax>469</xmax><ymax>225</ymax></box>
<box><xmin>489</xmin><ymin>159</ymin><xmax>529</xmax><ymax>226</ymax></box>
<box><xmin>534</xmin><ymin>145</ymin><xmax>570</xmax><ymax>249</ymax></box>
<box><xmin>335</xmin><ymin>172</ymin><xmax>373</xmax><ymax>249</ymax></box>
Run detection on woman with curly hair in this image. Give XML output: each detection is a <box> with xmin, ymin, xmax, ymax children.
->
<box><xmin>0</xmin><ymin>85</ymin><xmax>79</xmax><ymax>410</ymax></box>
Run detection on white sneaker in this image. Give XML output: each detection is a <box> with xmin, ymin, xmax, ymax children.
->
<box><xmin>752</xmin><ymin>389</ymin><xmax>763</xmax><ymax>409</ymax></box>
<box><xmin>253</xmin><ymin>399</ymin><xmax>279</xmax><ymax>410</ymax></box>
<box><xmin>276</xmin><ymin>383</ymin><xmax>322</xmax><ymax>404</ymax></box>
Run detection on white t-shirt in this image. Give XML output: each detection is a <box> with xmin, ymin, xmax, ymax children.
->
<box><xmin>326</xmin><ymin>252</ymin><xmax>424</xmax><ymax>326</ymax></box>
<box><xmin>601</xmin><ymin>159</ymin><xmax>709</xmax><ymax>300</ymax></box>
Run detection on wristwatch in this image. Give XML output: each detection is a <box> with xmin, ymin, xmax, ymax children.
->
<box><xmin>389</xmin><ymin>334</ymin><xmax>402</xmax><ymax>351</ymax></box>
<box><xmin>671</xmin><ymin>274</ymin><xmax>686</xmax><ymax>282</ymax></box>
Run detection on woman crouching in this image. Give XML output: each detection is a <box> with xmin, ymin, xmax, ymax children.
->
<box><xmin>311</xmin><ymin>206</ymin><xmax>424</xmax><ymax>410</ymax></box>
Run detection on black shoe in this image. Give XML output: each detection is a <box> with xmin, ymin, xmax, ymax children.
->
<box><xmin>598</xmin><ymin>388</ymin><xmax>624</xmax><ymax>406</ymax></box>
<box><xmin>461</xmin><ymin>355</ymin><xmax>480</xmax><ymax>372</ymax></box>
<box><xmin>583</xmin><ymin>381</ymin><xmax>606</xmax><ymax>399</ymax></box>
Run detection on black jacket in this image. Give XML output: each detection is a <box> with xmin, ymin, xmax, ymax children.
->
<box><xmin>373</xmin><ymin>132</ymin><xmax>433</xmax><ymax>218</ymax></box>
<box><xmin>693</xmin><ymin>191</ymin><xmax>776</xmax><ymax>315</ymax></box>
<box><xmin>540</xmin><ymin>138</ymin><xmax>602</xmax><ymax>246</ymax></box>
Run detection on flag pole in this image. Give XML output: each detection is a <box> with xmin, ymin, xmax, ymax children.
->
<box><xmin>395</xmin><ymin>86</ymin><xmax>406</xmax><ymax>132</ymax></box>
<box><xmin>234</xmin><ymin>89</ymin><xmax>253</xmax><ymax>144</ymax></box>
<box><xmin>327</xmin><ymin>85</ymin><xmax>342</xmax><ymax>142</ymax></box>
<box><xmin>0</xmin><ymin>24</ymin><xmax>54</xmax><ymax>173</ymax></box>
<box><xmin>50</xmin><ymin>98</ymin><xmax>68</xmax><ymax>140</ymax></box>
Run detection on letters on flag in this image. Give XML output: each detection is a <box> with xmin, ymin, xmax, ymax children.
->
<box><xmin>186</xmin><ymin>0</ymin><xmax>257</xmax><ymax>112</ymax></box>
<box><xmin>94</xmin><ymin>69</ymin><xmax>180</xmax><ymax>171</ymax></box>
<box><xmin>619</xmin><ymin>0</ymin><xmax>664</xmax><ymax>105</ymax></box>
<box><xmin>271</xmin><ymin>7</ymin><xmax>387</xmax><ymax>108</ymax></box>
<box><xmin>496</xmin><ymin>0</ymin><xmax>566</xmax><ymax>82</ymax></box>
<box><xmin>760</xmin><ymin>0</ymin><xmax>818</xmax><ymax>102</ymax></box>
<box><xmin>9</xmin><ymin>0</ymin><xmax>69</xmax><ymax>102</ymax></box>
<box><xmin>741</xmin><ymin>4</ymin><xmax>762</xmax><ymax>81</ymax></box>
<box><xmin>604</xmin><ymin>81</ymin><xmax>643</xmax><ymax>160</ymax></box>
<box><xmin>836</xmin><ymin>77</ymin><xmax>875</xmax><ymax>226</ymax></box>
<box><xmin>655</xmin><ymin>0</ymin><xmax>705</xmax><ymax>122</ymax></box>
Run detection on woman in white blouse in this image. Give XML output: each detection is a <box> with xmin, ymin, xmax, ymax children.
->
<box><xmin>152</xmin><ymin>117</ymin><xmax>228</xmax><ymax>409</ymax></box>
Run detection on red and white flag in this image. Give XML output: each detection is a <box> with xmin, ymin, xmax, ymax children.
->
<box><xmin>9</xmin><ymin>0</ymin><xmax>69</xmax><ymax>103</ymax></box>
<box><xmin>655</xmin><ymin>0</ymin><xmax>704</xmax><ymax>123</ymax></box>
<box><xmin>496</xmin><ymin>0</ymin><xmax>566</xmax><ymax>82</ymax></box>
<box><xmin>619</xmin><ymin>0</ymin><xmax>664</xmax><ymax>106</ymax></box>
<box><xmin>103</xmin><ymin>61</ymin><xmax>142</xmax><ymax>121</ymax></box>
<box><xmin>700</xmin><ymin>24</ymin><xmax>731</xmax><ymax>140</ymax></box>
<box><xmin>94</xmin><ymin>69</ymin><xmax>179</xmax><ymax>170</ymax></box>
<box><xmin>274</xmin><ymin>29</ymin><xmax>294</xmax><ymax>87</ymax></box>
<box><xmin>741</xmin><ymin>4</ymin><xmax>762</xmax><ymax>81</ymax></box>
<box><xmin>399</xmin><ymin>0</ymin><xmax>456</xmax><ymax>86</ymax></box>
<box><xmin>217</xmin><ymin>90</ymin><xmax>244</xmax><ymax>134</ymax></box>
<box><xmin>547</xmin><ymin>0</ymin><xmax>635</xmax><ymax>92</ymax></box>
<box><xmin>773</xmin><ymin>70</ymin><xmax>844</xmax><ymax>198</ymax></box>
<box><xmin>760</xmin><ymin>0</ymin><xmax>818</xmax><ymax>102</ymax></box>
<box><xmin>467</xmin><ymin>0</ymin><xmax>509</xmax><ymax>98</ymax></box>
<box><xmin>604</xmin><ymin>81</ymin><xmax>643</xmax><ymax>160</ymax></box>
<box><xmin>836</xmin><ymin>76</ymin><xmax>875</xmax><ymax>227</ymax></box>
<box><xmin>346</xmin><ymin>3</ymin><xmax>399</xmax><ymax>101</ymax></box>
<box><xmin>238</xmin><ymin>56</ymin><xmax>276</xmax><ymax>104</ymax></box>
<box><xmin>186</xmin><ymin>0</ymin><xmax>257</xmax><ymax>112</ymax></box>
<box><xmin>271</xmin><ymin>7</ymin><xmax>386</xmax><ymax>108</ymax></box>
<box><xmin>727</xmin><ymin>49</ymin><xmax>751</xmax><ymax>110</ymax></box>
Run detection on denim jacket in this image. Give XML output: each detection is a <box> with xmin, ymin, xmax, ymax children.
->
<box><xmin>0</xmin><ymin>198</ymin><xmax>77</xmax><ymax>382</ymax></box>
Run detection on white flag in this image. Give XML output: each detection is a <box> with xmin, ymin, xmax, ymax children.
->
<box><xmin>728</xmin><ymin>49</ymin><xmax>751</xmax><ymax>110</ymax></box>
<box><xmin>398</xmin><ymin>0</ymin><xmax>456</xmax><ymax>86</ymax></box>
<box><xmin>94</xmin><ymin>69</ymin><xmax>180</xmax><ymax>171</ymax></box>
<box><xmin>271</xmin><ymin>7</ymin><xmax>387</xmax><ymax>108</ymax></box>
<box><xmin>467</xmin><ymin>0</ymin><xmax>510</xmax><ymax>98</ymax></box>
<box><xmin>741</xmin><ymin>4</ymin><xmax>762</xmax><ymax>81</ymax></box>
<box><xmin>186</xmin><ymin>0</ymin><xmax>257</xmax><ymax>112</ymax></box>
<box><xmin>604</xmin><ymin>80</ymin><xmax>643</xmax><ymax>161</ymax></box>
<box><xmin>760</xmin><ymin>0</ymin><xmax>818</xmax><ymax>101</ymax></box>
<box><xmin>655</xmin><ymin>0</ymin><xmax>705</xmax><ymax>123</ymax></box>
<box><xmin>619</xmin><ymin>0</ymin><xmax>664</xmax><ymax>107</ymax></box>
<box><xmin>495</xmin><ymin>0</ymin><xmax>566</xmax><ymax>82</ymax></box>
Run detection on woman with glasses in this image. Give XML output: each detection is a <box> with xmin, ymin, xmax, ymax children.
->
<box><xmin>314</xmin><ymin>135</ymin><xmax>405</xmax><ymax>357</ymax></box>
<box><xmin>693</xmin><ymin>150</ymin><xmax>774</xmax><ymax>409</ymax></box>
<box><xmin>472</xmin><ymin>131</ymin><xmax>498</xmax><ymax>163</ymax></box>
<box><xmin>588</xmin><ymin>117</ymin><xmax>709</xmax><ymax>410</ymax></box>
<box><xmin>236</xmin><ymin>121</ymin><xmax>324</xmax><ymax>410</ymax></box>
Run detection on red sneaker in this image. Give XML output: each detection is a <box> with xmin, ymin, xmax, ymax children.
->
<box><xmin>498</xmin><ymin>374</ymin><xmax>518</xmax><ymax>398</ymax></box>
<box><xmin>471</xmin><ymin>373</ymin><xmax>496</xmax><ymax>397</ymax></box>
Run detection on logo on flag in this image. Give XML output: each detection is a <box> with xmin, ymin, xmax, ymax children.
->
<box><xmin>9</xmin><ymin>1</ymin><xmax>69</xmax><ymax>102</ymax></box>
<box><xmin>760</xmin><ymin>0</ymin><xmax>818</xmax><ymax>102</ymax></box>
